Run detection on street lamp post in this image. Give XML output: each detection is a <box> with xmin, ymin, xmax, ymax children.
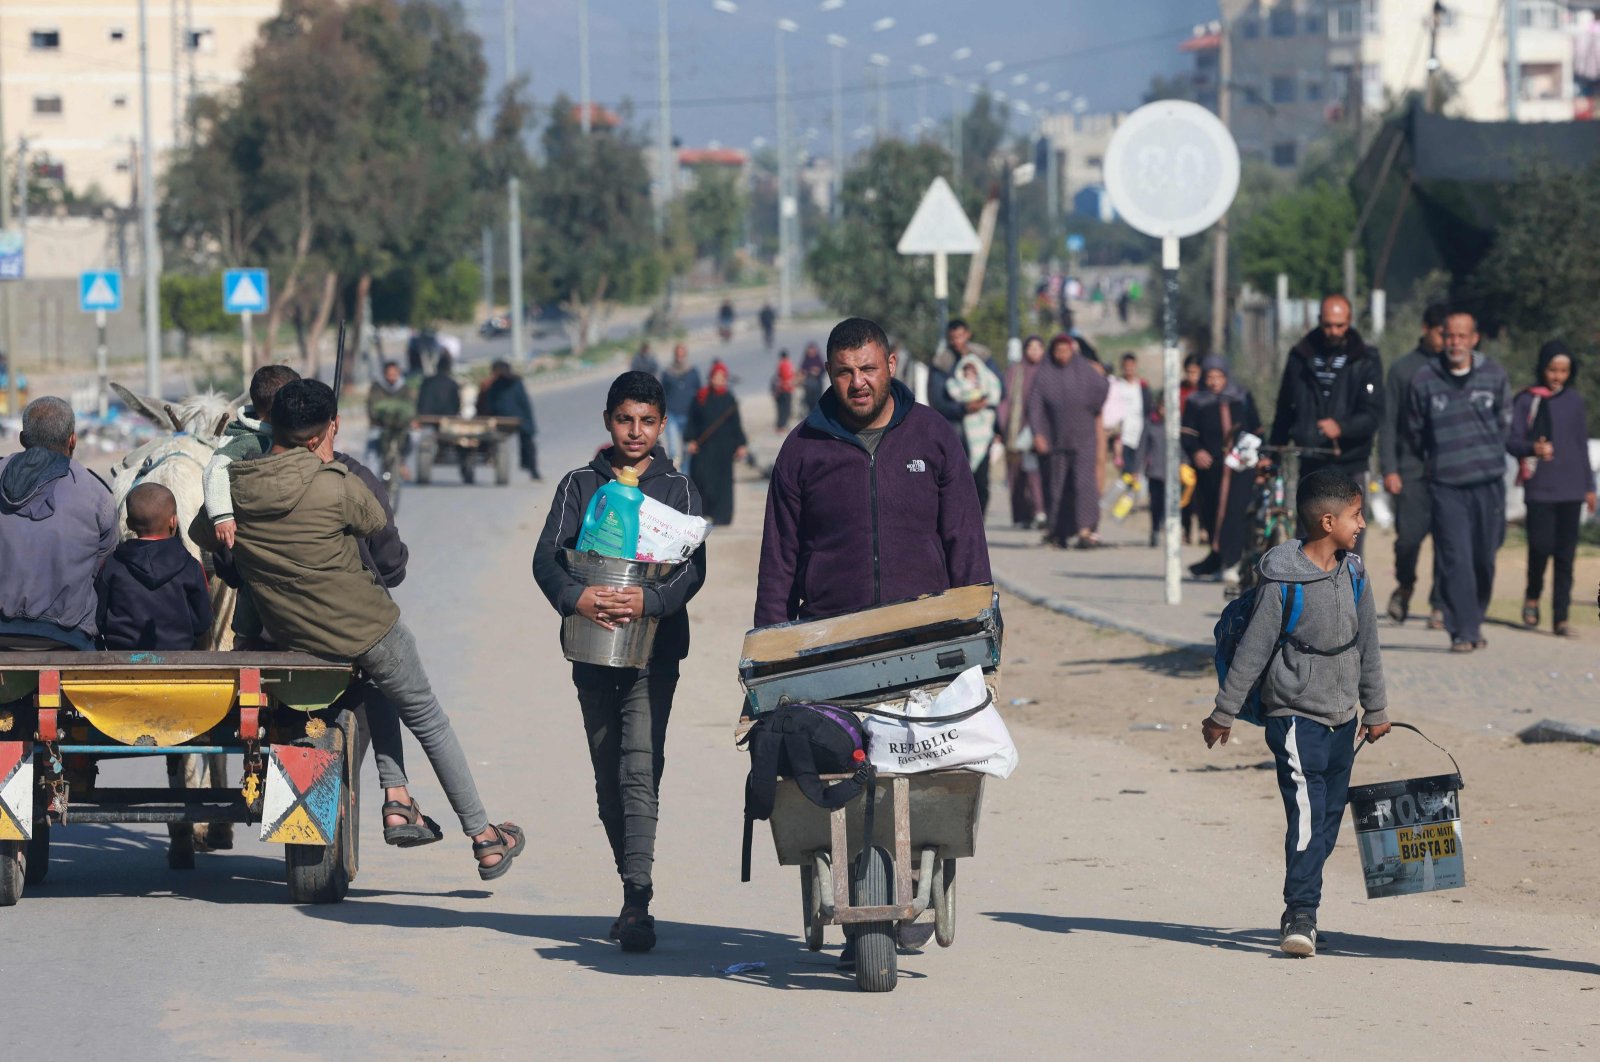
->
<box><xmin>137</xmin><ymin>0</ymin><xmax>162</xmax><ymax>393</ymax></box>
<box><xmin>776</xmin><ymin>19</ymin><xmax>798</xmax><ymax>320</ymax></box>
<box><xmin>579</xmin><ymin>0</ymin><xmax>591</xmax><ymax>133</ymax></box>
<box><xmin>828</xmin><ymin>34</ymin><xmax>847</xmax><ymax>220</ymax></box>
<box><xmin>504</xmin><ymin>0</ymin><xmax>524</xmax><ymax>366</ymax></box>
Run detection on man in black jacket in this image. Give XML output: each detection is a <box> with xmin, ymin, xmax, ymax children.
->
<box><xmin>1379</xmin><ymin>304</ymin><xmax>1448</xmax><ymax>625</ymax></box>
<box><xmin>1269</xmin><ymin>294</ymin><xmax>1384</xmax><ymax>544</ymax></box>
<box><xmin>532</xmin><ymin>370</ymin><xmax>706</xmax><ymax>954</ymax></box>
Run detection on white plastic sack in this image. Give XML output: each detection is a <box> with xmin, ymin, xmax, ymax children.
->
<box><xmin>863</xmin><ymin>666</ymin><xmax>1018</xmax><ymax>778</ymax></box>
<box><xmin>636</xmin><ymin>495</ymin><xmax>711</xmax><ymax>563</ymax></box>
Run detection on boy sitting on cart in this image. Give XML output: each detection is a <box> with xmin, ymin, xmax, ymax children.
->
<box><xmin>197</xmin><ymin>379</ymin><xmax>525</xmax><ymax>882</ymax></box>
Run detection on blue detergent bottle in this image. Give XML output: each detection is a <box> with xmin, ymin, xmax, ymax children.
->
<box><xmin>575</xmin><ymin>465</ymin><xmax>643</xmax><ymax>558</ymax></box>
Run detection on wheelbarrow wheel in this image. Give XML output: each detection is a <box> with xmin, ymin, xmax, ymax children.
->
<box><xmin>853</xmin><ymin>846</ymin><xmax>897</xmax><ymax>993</ymax></box>
<box><xmin>933</xmin><ymin>858</ymin><xmax>956</xmax><ymax>948</ymax></box>
<box><xmin>0</xmin><ymin>840</ymin><xmax>23</xmax><ymax>906</ymax></box>
<box><xmin>800</xmin><ymin>857</ymin><xmax>827</xmax><ymax>951</ymax></box>
<box><xmin>23</xmin><ymin>821</ymin><xmax>48</xmax><ymax>886</ymax></box>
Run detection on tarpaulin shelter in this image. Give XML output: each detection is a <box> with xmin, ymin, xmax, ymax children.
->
<box><xmin>1350</xmin><ymin>101</ymin><xmax>1600</xmax><ymax>301</ymax></box>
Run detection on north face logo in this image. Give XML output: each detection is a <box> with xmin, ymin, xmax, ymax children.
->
<box><xmin>906</xmin><ymin>459</ymin><xmax>927</xmax><ymax>473</ymax></box>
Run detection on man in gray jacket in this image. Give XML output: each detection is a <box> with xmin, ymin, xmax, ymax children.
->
<box><xmin>1379</xmin><ymin>304</ymin><xmax>1447</xmax><ymax>626</ymax></box>
<box><xmin>0</xmin><ymin>397</ymin><xmax>117</xmax><ymax>649</ymax></box>
<box><xmin>1202</xmin><ymin>469</ymin><xmax>1390</xmax><ymax>958</ymax></box>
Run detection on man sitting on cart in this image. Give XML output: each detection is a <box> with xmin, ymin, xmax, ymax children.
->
<box><xmin>754</xmin><ymin>317</ymin><xmax>992</xmax><ymax>966</ymax></box>
<box><xmin>0</xmin><ymin>396</ymin><xmax>117</xmax><ymax>650</ymax></box>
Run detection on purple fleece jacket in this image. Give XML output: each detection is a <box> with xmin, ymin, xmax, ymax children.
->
<box><xmin>755</xmin><ymin>379</ymin><xmax>992</xmax><ymax>627</ymax></box>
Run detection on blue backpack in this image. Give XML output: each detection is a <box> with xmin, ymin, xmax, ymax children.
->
<box><xmin>1213</xmin><ymin>562</ymin><xmax>1367</xmax><ymax>726</ymax></box>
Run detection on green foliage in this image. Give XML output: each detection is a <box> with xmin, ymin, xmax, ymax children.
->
<box><xmin>414</xmin><ymin>258</ymin><xmax>481</xmax><ymax>324</ymax></box>
<box><xmin>958</xmin><ymin>91</ymin><xmax>1010</xmax><ymax>195</ymax></box>
<box><xmin>528</xmin><ymin>94</ymin><xmax>660</xmax><ymax>309</ymax></box>
<box><xmin>807</xmin><ymin>139</ymin><xmax>967</xmax><ymax>356</ymax></box>
<box><xmin>160</xmin><ymin>273</ymin><xmax>232</xmax><ymax>336</ymax></box>
<box><xmin>683</xmin><ymin>165</ymin><xmax>745</xmax><ymax>278</ymax></box>
<box><xmin>1235</xmin><ymin>181</ymin><xmax>1362</xmax><ymax>296</ymax></box>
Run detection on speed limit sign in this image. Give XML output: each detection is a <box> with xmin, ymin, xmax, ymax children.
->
<box><xmin>1103</xmin><ymin>100</ymin><xmax>1239</xmax><ymax>240</ymax></box>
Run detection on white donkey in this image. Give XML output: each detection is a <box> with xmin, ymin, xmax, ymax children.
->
<box><xmin>108</xmin><ymin>383</ymin><xmax>246</xmax><ymax>867</ymax></box>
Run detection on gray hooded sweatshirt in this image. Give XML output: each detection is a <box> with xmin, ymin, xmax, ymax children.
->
<box><xmin>1212</xmin><ymin>540</ymin><xmax>1388</xmax><ymax>730</ymax></box>
<box><xmin>0</xmin><ymin>448</ymin><xmax>117</xmax><ymax>643</ymax></box>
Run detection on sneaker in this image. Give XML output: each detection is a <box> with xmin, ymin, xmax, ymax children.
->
<box><xmin>1280</xmin><ymin>910</ymin><xmax>1317</xmax><ymax>957</ymax></box>
<box><xmin>1386</xmin><ymin>585</ymin><xmax>1412</xmax><ymax>624</ymax></box>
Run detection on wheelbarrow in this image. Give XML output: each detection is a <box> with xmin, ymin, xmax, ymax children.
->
<box><xmin>764</xmin><ymin>766</ymin><xmax>984</xmax><ymax>993</ymax></box>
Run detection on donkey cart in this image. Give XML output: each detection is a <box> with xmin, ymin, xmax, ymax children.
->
<box><xmin>0</xmin><ymin>651</ymin><xmax>360</xmax><ymax>906</ymax></box>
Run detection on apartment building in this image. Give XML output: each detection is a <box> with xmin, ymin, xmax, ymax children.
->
<box><xmin>0</xmin><ymin>2</ymin><xmax>276</xmax><ymax>206</ymax></box>
<box><xmin>1038</xmin><ymin>112</ymin><xmax>1127</xmax><ymax>204</ymax></box>
<box><xmin>1183</xmin><ymin>1</ymin><xmax>1581</xmax><ymax>169</ymax></box>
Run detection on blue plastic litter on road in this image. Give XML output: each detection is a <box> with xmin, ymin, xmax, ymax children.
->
<box><xmin>714</xmin><ymin>962</ymin><xmax>767</xmax><ymax>976</ymax></box>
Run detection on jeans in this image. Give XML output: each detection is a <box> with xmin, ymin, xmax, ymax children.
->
<box><xmin>1266</xmin><ymin>715</ymin><xmax>1358</xmax><ymax>914</ymax></box>
<box><xmin>665</xmin><ymin>412</ymin><xmax>690</xmax><ymax>474</ymax></box>
<box><xmin>1525</xmin><ymin>499</ymin><xmax>1583</xmax><ymax>625</ymax></box>
<box><xmin>356</xmin><ymin>620</ymin><xmax>488</xmax><ymax>836</ymax></box>
<box><xmin>574</xmin><ymin>663</ymin><xmax>678</xmax><ymax>909</ymax></box>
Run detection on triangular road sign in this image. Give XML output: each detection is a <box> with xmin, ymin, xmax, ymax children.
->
<box><xmin>897</xmin><ymin>176</ymin><xmax>981</xmax><ymax>256</ymax></box>
<box><xmin>85</xmin><ymin>276</ymin><xmax>115</xmax><ymax>306</ymax></box>
<box><xmin>230</xmin><ymin>275</ymin><xmax>262</xmax><ymax>307</ymax></box>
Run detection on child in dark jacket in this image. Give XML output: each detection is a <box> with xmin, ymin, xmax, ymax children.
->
<box><xmin>533</xmin><ymin>370</ymin><xmax>707</xmax><ymax>954</ymax></box>
<box><xmin>96</xmin><ymin>483</ymin><xmax>212</xmax><ymax>650</ymax></box>
<box><xmin>1203</xmin><ymin>469</ymin><xmax>1391</xmax><ymax>958</ymax></box>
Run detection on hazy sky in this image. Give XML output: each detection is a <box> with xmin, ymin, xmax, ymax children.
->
<box><xmin>466</xmin><ymin>0</ymin><xmax>1220</xmax><ymax>150</ymax></box>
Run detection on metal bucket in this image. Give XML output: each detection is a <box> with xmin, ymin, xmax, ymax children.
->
<box><xmin>560</xmin><ymin>548</ymin><xmax>677</xmax><ymax>668</ymax></box>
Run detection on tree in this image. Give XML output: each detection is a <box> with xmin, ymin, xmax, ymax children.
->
<box><xmin>1235</xmin><ymin>181</ymin><xmax>1360</xmax><ymax>297</ymax></box>
<box><xmin>808</xmin><ymin>139</ymin><xmax>967</xmax><ymax>355</ymax></box>
<box><xmin>528</xmin><ymin>95</ymin><xmax>658</xmax><ymax>353</ymax></box>
<box><xmin>959</xmin><ymin>91</ymin><xmax>1010</xmax><ymax>195</ymax></box>
<box><xmin>160</xmin><ymin>273</ymin><xmax>232</xmax><ymax>353</ymax></box>
<box><xmin>683</xmin><ymin>164</ymin><xmax>745</xmax><ymax>279</ymax></box>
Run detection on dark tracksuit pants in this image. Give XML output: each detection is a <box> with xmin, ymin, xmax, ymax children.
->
<box><xmin>1525</xmin><ymin>499</ymin><xmax>1583</xmax><ymax>625</ymax></box>
<box><xmin>1392</xmin><ymin>477</ymin><xmax>1441</xmax><ymax>611</ymax></box>
<box><xmin>1265</xmin><ymin>715</ymin><xmax>1358</xmax><ymax>914</ymax></box>
<box><xmin>574</xmin><ymin>663</ymin><xmax>678</xmax><ymax>910</ymax></box>
<box><xmin>1429</xmin><ymin>480</ymin><xmax>1506</xmax><ymax>645</ymax></box>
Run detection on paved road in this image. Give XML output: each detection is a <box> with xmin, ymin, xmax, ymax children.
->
<box><xmin>8</xmin><ymin>320</ymin><xmax>1597</xmax><ymax>1058</ymax></box>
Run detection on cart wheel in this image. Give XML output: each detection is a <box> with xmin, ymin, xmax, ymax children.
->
<box><xmin>460</xmin><ymin>451</ymin><xmax>476</xmax><ymax>486</ymax></box>
<box><xmin>23</xmin><ymin>822</ymin><xmax>49</xmax><ymax>886</ymax></box>
<box><xmin>494</xmin><ymin>438</ymin><xmax>512</xmax><ymax>486</ymax></box>
<box><xmin>285</xmin><ymin>715</ymin><xmax>359</xmax><ymax>904</ymax></box>
<box><xmin>800</xmin><ymin>863</ymin><xmax>825</xmax><ymax>951</ymax></box>
<box><xmin>853</xmin><ymin>846</ymin><xmax>897</xmax><ymax>993</ymax></box>
<box><xmin>417</xmin><ymin>434</ymin><xmax>436</xmax><ymax>485</ymax></box>
<box><xmin>0</xmin><ymin>840</ymin><xmax>23</xmax><ymax>906</ymax></box>
<box><xmin>933</xmin><ymin>858</ymin><xmax>956</xmax><ymax>948</ymax></box>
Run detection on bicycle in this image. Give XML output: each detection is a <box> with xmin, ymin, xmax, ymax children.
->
<box><xmin>1229</xmin><ymin>444</ymin><xmax>1340</xmax><ymax>598</ymax></box>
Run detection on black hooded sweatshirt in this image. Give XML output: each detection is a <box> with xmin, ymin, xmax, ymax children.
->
<box><xmin>95</xmin><ymin>537</ymin><xmax>213</xmax><ymax>651</ymax></box>
<box><xmin>1269</xmin><ymin>326</ymin><xmax>1384</xmax><ymax>468</ymax></box>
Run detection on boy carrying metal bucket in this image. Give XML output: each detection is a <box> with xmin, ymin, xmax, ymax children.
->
<box><xmin>1202</xmin><ymin>469</ymin><xmax>1393</xmax><ymax>957</ymax></box>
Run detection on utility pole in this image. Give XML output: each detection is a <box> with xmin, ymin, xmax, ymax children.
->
<box><xmin>171</xmin><ymin>0</ymin><xmax>182</xmax><ymax>150</ymax></box>
<box><xmin>578</xmin><ymin>0</ymin><xmax>591</xmax><ymax>134</ymax></box>
<box><xmin>829</xmin><ymin>36</ymin><xmax>845</xmax><ymax>220</ymax></box>
<box><xmin>481</xmin><ymin>225</ymin><xmax>494</xmax><ymax>316</ymax></box>
<box><xmin>138</xmin><ymin>0</ymin><xmax>162</xmax><ymax>396</ymax></box>
<box><xmin>1426</xmin><ymin>2</ymin><xmax>1444</xmax><ymax>112</ymax></box>
<box><xmin>184</xmin><ymin>0</ymin><xmax>197</xmax><ymax>143</ymax></box>
<box><xmin>656</xmin><ymin>0</ymin><xmax>672</xmax><ymax>237</ymax></box>
<box><xmin>776</xmin><ymin>22</ymin><xmax>794</xmax><ymax>321</ymax></box>
<box><xmin>0</xmin><ymin>32</ymin><xmax>16</xmax><ymax>422</ymax></box>
<box><xmin>1210</xmin><ymin>16</ymin><xmax>1232</xmax><ymax>357</ymax></box>
<box><xmin>949</xmin><ymin>80</ymin><xmax>964</xmax><ymax>182</ymax></box>
<box><xmin>504</xmin><ymin>0</ymin><xmax>524</xmax><ymax>366</ymax></box>
<box><xmin>1506</xmin><ymin>0</ymin><xmax>1521</xmax><ymax>121</ymax></box>
<box><xmin>1004</xmin><ymin>163</ymin><xmax>1020</xmax><ymax>361</ymax></box>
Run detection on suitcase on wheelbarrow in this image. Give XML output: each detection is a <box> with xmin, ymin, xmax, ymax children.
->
<box><xmin>737</xmin><ymin>584</ymin><xmax>1002</xmax><ymax>717</ymax></box>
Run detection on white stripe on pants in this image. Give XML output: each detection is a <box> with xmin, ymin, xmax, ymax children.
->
<box><xmin>1284</xmin><ymin>718</ymin><xmax>1313</xmax><ymax>853</ymax></box>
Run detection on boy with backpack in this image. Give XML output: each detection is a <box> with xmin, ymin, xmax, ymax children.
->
<box><xmin>532</xmin><ymin>371</ymin><xmax>706</xmax><ymax>953</ymax></box>
<box><xmin>1203</xmin><ymin>468</ymin><xmax>1391</xmax><ymax>957</ymax></box>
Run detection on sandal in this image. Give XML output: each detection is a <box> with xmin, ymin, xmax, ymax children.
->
<box><xmin>1555</xmin><ymin>622</ymin><xmax>1577</xmax><ymax>638</ymax></box>
<box><xmin>474</xmin><ymin>822</ymin><xmax>526</xmax><ymax>881</ymax></box>
<box><xmin>611</xmin><ymin>905</ymin><xmax>656</xmax><ymax>953</ymax></box>
<box><xmin>1522</xmin><ymin>602</ymin><xmax>1540</xmax><ymax>628</ymax></box>
<box><xmin>383</xmin><ymin>799</ymin><xmax>444</xmax><ymax>848</ymax></box>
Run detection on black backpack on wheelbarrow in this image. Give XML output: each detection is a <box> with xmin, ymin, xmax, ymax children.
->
<box><xmin>740</xmin><ymin>703</ymin><xmax>874</xmax><ymax>882</ymax></box>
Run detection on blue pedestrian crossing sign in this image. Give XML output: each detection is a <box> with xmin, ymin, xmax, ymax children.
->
<box><xmin>223</xmin><ymin>268</ymin><xmax>269</xmax><ymax>314</ymax></box>
<box><xmin>79</xmin><ymin>270</ymin><xmax>123</xmax><ymax>313</ymax></box>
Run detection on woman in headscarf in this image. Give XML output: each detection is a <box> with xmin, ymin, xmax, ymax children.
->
<box><xmin>1027</xmin><ymin>333</ymin><xmax>1110</xmax><ymax>548</ymax></box>
<box><xmin>686</xmin><ymin>360</ymin><xmax>748</xmax><ymax>526</ymax></box>
<box><xmin>1181</xmin><ymin>356</ymin><xmax>1260</xmax><ymax>580</ymax></box>
<box><xmin>998</xmin><ymin>335</ymin><xmax>1048</xmax><ymax>528</ymax></box>
<box><xmin>1507</xmin><ymin>340</ymin><xmax>1596</xmax><ymax>636</ymax></box>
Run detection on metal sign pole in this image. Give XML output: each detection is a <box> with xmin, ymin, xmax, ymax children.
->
<box><xmin>1162</xmin><ymin>234</ymin><xmax>1182</xmax><ymax>606</ymax></box>
<box><xmin>241</xmin><ymin>309</ymin><xmax>252</xmax><ymax>373</ymax></box>
<box><xmin>96</xmin><ymin>309</ymin><xmax>109</xmax><ymax>419</ymax></box>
